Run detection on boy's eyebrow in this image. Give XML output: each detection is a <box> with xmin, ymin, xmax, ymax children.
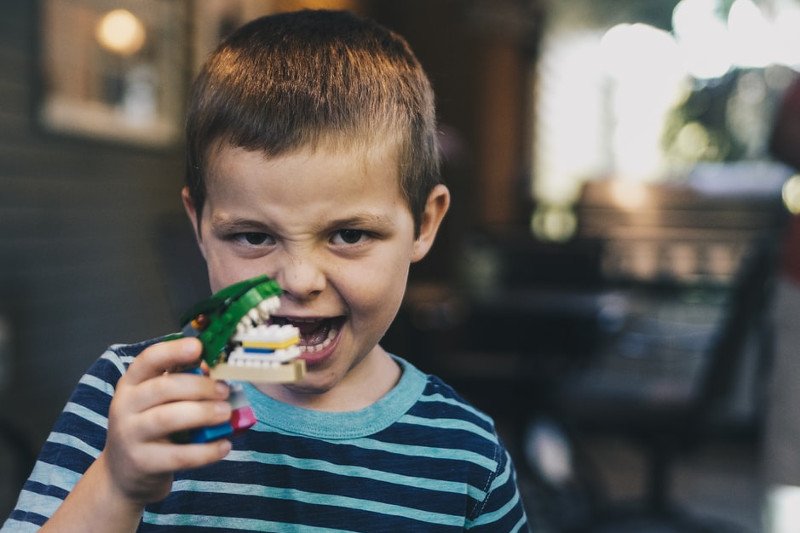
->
<box><xmin>209</xmin><ymin>215</ymin><xmax>268</xmax><ymax>232</ymax></box>
<box><xmin>208</xmin><ymin>212</ymin><xmax>394</xmax><ymax>233</ymax></box>
<box><xmin>325</xmin><ymin>213</ymin><xmax>393</xmax><ymax>228</ymax></box>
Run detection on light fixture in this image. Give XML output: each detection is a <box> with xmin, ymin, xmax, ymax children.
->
<box><xmin>95</xmin><ymin>9</ymin><xmax>146</xmax><ymax>56</ymax></box>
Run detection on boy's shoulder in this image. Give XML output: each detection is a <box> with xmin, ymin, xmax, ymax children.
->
<box><xmin>111</xmin><ymin>335</ymin><xmax>171</xmax><ymax>358</ymax></box>
<box><xmin>85</xmin><ymin>335</ymin><xmax>177</xmax><ymax>382</ymax></box>
<box><xmin>397</xmin><ymin>356</ymin><xmax>503</xmax><ymax>447</ymax></box>
<box><xmin>416</xmin><ymin>367</ymin><xmax>495</xmax><ymax>425</ymax></box>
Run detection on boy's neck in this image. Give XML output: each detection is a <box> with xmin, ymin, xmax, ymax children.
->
<box><xmin>254</xmin><ymin>347</ymin><xmax>402</xmax><ymax>412</ymax></box>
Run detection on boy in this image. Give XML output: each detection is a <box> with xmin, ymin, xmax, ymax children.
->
<box><xmin>4</xmin><ymin>10</ymin><xmax>529</xmax><ymax>532</ymax></box>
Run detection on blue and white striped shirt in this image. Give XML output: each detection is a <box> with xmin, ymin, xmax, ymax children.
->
<box><xmin>4</xmin><ymin>339</ymin><xmax>529</xmax><ymax>531</ymax></box>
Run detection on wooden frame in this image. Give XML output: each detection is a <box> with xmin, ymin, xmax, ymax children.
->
<box><xmin>38</xmin><ymin>0</ymin><xmax>187</xmax><ymax>147</ymax></box>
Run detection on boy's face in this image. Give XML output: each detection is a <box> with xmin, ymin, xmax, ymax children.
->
<box><xmin>183</xmin><ymin>141</ymin><xmax>448</xmax><ymax>406</ymax></box>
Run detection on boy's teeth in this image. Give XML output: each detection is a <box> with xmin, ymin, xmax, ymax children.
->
<box><xmin>299</xmin><ymin>327</ymin><xmax>338</xmax><ymax>353</ymax></box>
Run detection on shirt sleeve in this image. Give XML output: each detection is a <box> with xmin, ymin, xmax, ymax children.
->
<box><xmin>467</xmin><ymin>446</ymin><xmax>531</xmax><ymax>532</ymax></box>
<box><xmin>1</xmin><ymin>349</ymin><xmax>126</xmax><ymax>531</ymax></box>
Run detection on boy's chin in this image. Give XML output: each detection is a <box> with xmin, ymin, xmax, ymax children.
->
<box><xmin>258</xmin><ymin>374</ymin><xmax>343</xmax><ymax>404</ymax></box>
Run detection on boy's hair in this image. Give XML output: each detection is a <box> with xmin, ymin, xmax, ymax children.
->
<box><xmin>186</xmin><ymin>9</ymin><xmax>441</xmax><ymax>235</ymax></box>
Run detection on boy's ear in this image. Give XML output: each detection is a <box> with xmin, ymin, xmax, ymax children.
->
<box><xmin>411</xmin><ymin>184</ymin><xmax>450</xmax><ymax>262</ymax></box>
<box><xmin>181</xmin><ymin>186</ymin><xmax>207</xmax><ymax>258</ymax></box>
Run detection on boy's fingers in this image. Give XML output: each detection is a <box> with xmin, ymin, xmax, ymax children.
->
<box><xmin>144</xmin><ymin>439</ymin><xmax>233</xmax><ymax>473</ymax></box>
<box><xmin>134</xmin><ymin>400</ymin><xmax>233</xmax><ymax>441</ymax></box>
<box><xmin>125</xmin><ymin>373</ymin><xmax>229</xmax><ymax>414</ymax></box>
<box><xmin>123</xmin><ymin>338</ymin><xmax>202</xmax><ymax>386</ymax></box>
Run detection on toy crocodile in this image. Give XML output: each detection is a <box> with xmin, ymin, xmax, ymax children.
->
<box><xmin>170</xmin><ymin>275</ymin><xmax>306</xmax><ymax>443</ymax></box>
<box><xmin>177</xmin><ymin>274</ymin><xmax>306</xmax><ymax>383</ymax></box>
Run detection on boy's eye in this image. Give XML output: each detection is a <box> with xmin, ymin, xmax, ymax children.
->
<box><xmin>236</xmin><ymin>232</ymin><xmax>274</xmax><ymax>246</ymax></box>
<box><xmin>332</xmin><ymin>229</ymin><xmax>365</xmax><ymax>245</ymax></box>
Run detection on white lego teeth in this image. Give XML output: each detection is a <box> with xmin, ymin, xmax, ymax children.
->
<box><xmin>233</xmin><ymin>323</ymin><xmax>299</xmax><ymax>342</ymax></box>
<box><xmin>245</xmin><ymin>324</ymin><xmax>299</xmax><ymax>342</ymax></box>
<box><xmin>227</xmin><ymin>346</ymin><xmax>301</xmax><ymax>366</ymax></box>
<box><xmin>222</xmin><ymin>295</ymin><xmax>306</xmax><ymax>372</ymax></box>
<box><xmin>236</xmin><ymin>296</ymin><xmax>283</xmax><ymax>334</ymax></box>
<box><xmin>256</xmin><ymin>296</ymin><xmax>280</xmax><ymax>319</ymax></box>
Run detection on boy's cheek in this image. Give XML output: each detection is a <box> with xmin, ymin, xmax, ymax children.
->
<box><xmin>350</xmin><ymin>273</ymin><xmax>407</xmax><ymax>312</ymax></box>
<box><xmin>204</xmin><ymin>258</ymin><xmax>254</xmax><ymax>292</ymax></box>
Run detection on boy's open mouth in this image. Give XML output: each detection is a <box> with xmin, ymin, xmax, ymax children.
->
<box><xmin>271</xmin><ymin>316</ymin><xmax>344</xmax><ymax>353</ymax></box>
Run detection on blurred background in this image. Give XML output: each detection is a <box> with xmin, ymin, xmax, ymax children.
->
<box><xmin>3</xmin><ymin>0</ymin><xmax>800</xmax><ymax>531</ymax></box>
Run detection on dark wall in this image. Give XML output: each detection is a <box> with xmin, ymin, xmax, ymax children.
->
<box><xmin>0</xmin><ymin>1</ymin><xmax>188</xmax><ymax>464</ymax></box>
<box><xmin>367</xmin><ymin>0</ymin><xmax>539</xmax><ymax>278</ymax></box>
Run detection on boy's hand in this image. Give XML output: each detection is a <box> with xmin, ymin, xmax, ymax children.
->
<box><xmin>102</xmin><ymin>337</ymin><xmax>233</xmax><ymax>505</ymax></box>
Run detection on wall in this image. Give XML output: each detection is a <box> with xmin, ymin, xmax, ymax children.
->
<box><xmin>0</xmin><ymin>0</ymin><xmax>188</xmax><ymax>500</ymax></box>
<box><xmin>367</xmin><ymin>0</ymin><xmax>539</xmax><ymax>279</ymax></box>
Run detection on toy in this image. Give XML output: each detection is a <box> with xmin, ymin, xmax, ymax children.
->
<box><xmin>170</xmin><ymin>275</ymin><xmax>306</xmax><ymax>443</ymax></box>
<box><xmin>177</xmin><ymin>274</ymin><xmax>306</xmax><ymax>383</ymax></box>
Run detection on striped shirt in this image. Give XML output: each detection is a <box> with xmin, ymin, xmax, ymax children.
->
<box><xmin>3</xmin><ymin>339</ymin><xmax>529</xmax><ymax>532</ymax></box>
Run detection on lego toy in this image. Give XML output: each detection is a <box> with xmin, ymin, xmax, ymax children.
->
<box><xmin>175</xmin><ymin>274</ymin><xmax>306</xmax><ymax>382</ymax></box>
<box><xmin>169</xmin><ymin>274</ymin><xmax>306</xmax><ymax>443</ymax></box>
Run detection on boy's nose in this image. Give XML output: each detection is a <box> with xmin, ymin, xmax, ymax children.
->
<box><xmin>272</xmin><ymin>254</ymin><xmax>326</xmax><ymax>301</ymax></box>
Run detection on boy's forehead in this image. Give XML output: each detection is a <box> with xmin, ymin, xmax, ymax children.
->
<box><xmin>205</xmin><ymin>134</ymin><xmax>403</xmax><ymax>184</ymax></box>
<box><xmin>201</xmin><ymin>138</ymin><xmax>415</xmax><ymax>224</ymax></box>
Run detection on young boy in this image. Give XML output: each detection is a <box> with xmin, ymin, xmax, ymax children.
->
<box><xmin>4</xmin><ymin>10</ymin><xmax>529</xmax><ymax>532</ymax></box>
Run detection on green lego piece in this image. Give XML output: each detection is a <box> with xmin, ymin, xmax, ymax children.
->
<box><xmin>179</xmin><ymin>275</ymin><xmax>283</xmax><ymax>367</ymax></box>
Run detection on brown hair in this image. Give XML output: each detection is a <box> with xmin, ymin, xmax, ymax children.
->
<box><xmin>185</xmin><ymin>9</ymin><xmax>440</xmax><ymax>234</ymax></box>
